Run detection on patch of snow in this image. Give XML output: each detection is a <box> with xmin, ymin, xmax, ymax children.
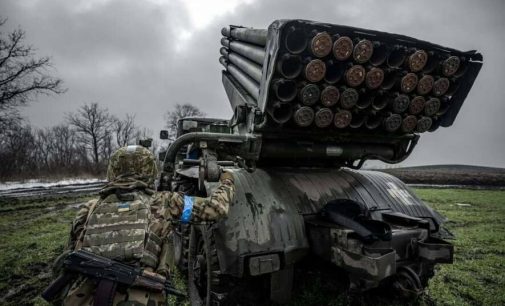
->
<box><xmin>456</xmin><ymin>203</ymin><xmax>472</xmax><ymax>207</ymax></box>
<box><xmin>0</xmin><ymin>178</ymin><xmax>105</xmax><ymax>191</ymax></box>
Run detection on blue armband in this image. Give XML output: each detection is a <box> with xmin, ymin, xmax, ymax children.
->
<box><xmin>181</xmin><ymin>196</ymin><xmax>194</xmax><ymax>224</ymax></box>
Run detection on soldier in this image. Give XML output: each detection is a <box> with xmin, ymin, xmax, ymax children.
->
<box><xmin>47</xmin><ymin>145</ymin><xmax>235</xmax><ymax>306</ymax></box>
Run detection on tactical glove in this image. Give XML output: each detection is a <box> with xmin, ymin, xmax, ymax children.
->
<box><xmin>220</xmin><ymin>170</ymin><xmax>234</xmax><ymax>183</ymax></box>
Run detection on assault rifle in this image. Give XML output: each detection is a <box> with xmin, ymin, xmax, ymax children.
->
<box><xmin>42</xmin><ymin>250</ymin><xmax>185</xmax><ymax>304</ymax></box>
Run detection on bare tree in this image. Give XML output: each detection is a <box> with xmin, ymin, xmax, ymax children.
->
<box><xmin>164</xmin><ymin>103</ymin><xmax>204</xmax><ymax>140</ymax></box>
<box><xmin>66</xmin><ymin>103</ymin><xmax>114</xmax><ymax>172</ymax></box>
<box><xmin>34</xmin><ymin>127</ymin><xmax>52</xmax><ymax>171</ymax></box>
<box><xmin>0</xmin><ymin>18</ymin><xmax>65</xmax><ymax>128</ymax></box>
<box><xmin>51</xmin><ymin>125</ymin><xmax>79</xmax><ymax>169</ymax></box>
<box><xmin>113</xmin><ymin>114</ymin><xmax>137</xmax><ymax>147</ymax></box>
<box><xmin>0</xmin><ymin>122</ymin><xmax>35</xmax><ymax>178</ymax></box>
<box><xmin>0</xmin><ymin>108</ymin><xmax>22</xmax><ymax>134</ymax></box>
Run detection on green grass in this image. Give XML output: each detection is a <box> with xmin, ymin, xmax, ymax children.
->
<box><xmin>0</xmin><ymin>189</ymin><xmax>504</xmax><ymax>305</ymax></box>
<box><xmin>0</xmin><ymin>196</ymin><xmax>91</xmax><ymax>305</ymax></box>
<box><xmin>415</xmin><ymin>189</ymin><xmax>505</xmax><ymax>306</ymax></box>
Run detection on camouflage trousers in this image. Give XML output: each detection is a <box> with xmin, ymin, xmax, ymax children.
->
<box><xmin>63</xmin><ymin>276</ymin><xmax>166</xmax><ymax>306</ymax></box>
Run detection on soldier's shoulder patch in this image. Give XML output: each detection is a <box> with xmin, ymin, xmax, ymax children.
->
<box><xmin>117</xmin><ymin>202</ymin><xmax>130</xmax><ymax>212</ymax></box>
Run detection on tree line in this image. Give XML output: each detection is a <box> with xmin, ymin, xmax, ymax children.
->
<box><xmin>0</xmin><ymin>102</ymin><xmax>152</xmax><ymax>179</ymax></box>
<box><xmin>0</xmin><ymin>18</ymin><xmax>205</xmax><ymax>181</ymax></box>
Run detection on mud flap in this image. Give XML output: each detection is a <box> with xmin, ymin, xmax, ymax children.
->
<box><xmin>333</xmin><ymin>246</ymin><xmax>396</xmax><ymax>288</ymax></box>
<box><xmin>418</xmin><ymin>238</ymin><xmax>453</xmax><ymax>263</ymax></box>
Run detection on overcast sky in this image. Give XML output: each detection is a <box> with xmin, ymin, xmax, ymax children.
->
<box><xmin>1</xmin><ymin>0</ymin><xmax>504</xmax><ymax>167</ymax></box>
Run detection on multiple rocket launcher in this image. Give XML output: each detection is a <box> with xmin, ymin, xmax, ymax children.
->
<box><xmin>219</xmin><ymin>20</ymin><xmax>482</xmax><ymax>136</ymax></box>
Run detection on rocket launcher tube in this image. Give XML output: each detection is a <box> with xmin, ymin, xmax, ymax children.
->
<box><xmin>285</xmin><ymin>26</ymin><xmax>308</xmax><ymax>54</ymax></box>
<box><xmin>221</xmin><ymin>38</ymin><xmax>266</xmax><ymax>65</ymax></box>
<box><xmin>383</xmin><ymin>113</ymin><xmax>403</xmax><ymax>132</ymax></box>
<box><xmin>366</xmin><ymin>67</ymin><xmax>385</xmax><ymax>89</ymax></box>
<box><xmin>349</xmin><ymin>112</ymin><xmax>366</xmax><ymax>128</ymax></box>
<box><xmin>407</xmin><ymin>50</ymin><xmax>429</xmax><ymax>72</ymax></box>
<box><xmin>304</xmin><ymin>58</ymin><xmax>326</xmax><ymax>82</ymax></box>
<box><xmin>402</xmin><ymin>115</ymin><xmax>418</xmax><ymax>133</ymax></box>
<box><xmin>220</xmin><ymin>57</ymin><xmax>260</xmax><ymax>100</ymax></box>
<box><xmin>381</xmin><ymin>68</ymin><xmax>401</xmax><ymax>90</ymax></box>
<box><xmin>272</xmin><ymin>79</ymin><xmax>297</xmax><ymax>102</ymax></box>
<box><xmin>267</xmin><ymin>101</ymin><xmax>293</xmax><ymax>124</ymax></box>
<box><xmin>339</xmin><ymin>87</ymin><xmax>359</xmax><ymax>109</ymax></box>
<box><xmin>416</xmin><ymin>116</ymin><xmax>433</xmax><ymax>133</ymax></box>
<box><xmin>334</xmin><ymin>110</ymin><xmax>353</xmax><ymax>129</ymax></box>
<box><xmin>365</xmin><ymin>113</ymin><xmax>382</xmax><ymax>130</ymax></box>
<box><xmin>277</xmin><ymin>54</ymin><xmax>303</xmax><ymax>79</ymax></box>
<box><xmin>324</xmin><ymin>60</ymin><xmax>346</xmax><ymax>84</ymax></box>
<box><xmin>299</xmin><ymin>83</ymin><xmax>320</xmax><ymax>106</ymax></box>
<box><xmin>424</xmin><ymin>98</ymin><xmax>441</xmax><ymax>116</ymax></box>
<box><xmin>314</xmin><ymin>107</ymin><xmax>334</xmax><ymax>128</ymax></box>
<box><xmin>372</xmin><ymin>94</ymin><xmax>389</xmax><ymax>111</ymax></box>
<box><xmin>293</xmin><ymin>105</ymin><xmax>315</xmax><ymax>127</ymax></box>
<box><xmin>356</xmin><ymin>91</ymin><xmax>374</xmax><ymax>110</ymax></box>
<box><xmin>370</xmin><ymin>42</ymin><xmax>387</xmax><ymax>66</ymax></box>
<box><xmin>417</xmin><ymin>75</ymin><xmax>434</xmax><ymax>95</ymax></box>
<box><xmin>333</xmin><ymin>36</ymin><xmax>353</xmax><ymax>61</ymax></box>
<box><xmin>353</xmin><ymin>39</ymin><xmax>374</xmax><ymax>64</ymax></box>
<box><xmin>387</xmin><ymin>46</ymin><xmax>407</xmax><ymax>68</ymax></box>
<box><xmin>320</xmin><ymin>85</ymin><xmax>340</xmax><ymax>107</ymax></box>
<box><xmin>310</xmin><ymin>32</ymin><xmax>333</xmax><ymax>58</ymax></box>
<box><xmin>221</xmin><ymin>26</ymin><xmax>268</xmax><ymax>46</ymax></box>
<box><xmin>409</xmin><ymin>96</ymin><xmax>426</xmax><ymax>115</ymax></box>
<box><xmin>220</xmin><ymin>47</ymin><xmax>263</xmax><ymax>83</ymax></box>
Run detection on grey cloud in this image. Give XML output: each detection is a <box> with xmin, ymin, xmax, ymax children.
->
<box><xmin>1</xmin><ymin>0</ymin><xmax>504</xmax><ymax>167</ymax></box>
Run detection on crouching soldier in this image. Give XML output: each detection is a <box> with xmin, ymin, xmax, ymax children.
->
<box><xmin>43</xmin><ymin>145</ymin><xmax>235</xmax><ymax>306</ymax></box>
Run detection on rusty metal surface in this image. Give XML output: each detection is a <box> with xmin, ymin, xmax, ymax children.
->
<box><xmin>321</xmin><ymin>85</ymin><xmax>340</xmax><ymax>107</ymax></box>
<box><xmin>433</xmin><ymin>77</ymin><xmax>450</xmax><ymax>96</ymax></box>
<box><xmin>409</xmin><ymin>96</ymin><xmax>426</xmax><ymax>115</ymax></box>
<box><xmin>334</xmin><ymin>110</ymin><xmax>352</xmax><ymax>128</ymax></box>
<box><xmin>333</xmin><ymin>36</ymin><xmax>353</xmax><ymax>61</ymax></box>
<box><xmin>345</xmin><ymin>65</ymin><xmax>366</xmax><ymax>87</ymax></box>
<box><xmin>299</xmin><ymin>83</ymin><xmax>320</xmax><ymax>106</ymax></box>
<box><xmin>304</xmin><ymin>59</ymin><xmax>326</xmax><ymax>82</ymax></box>
<box><xmin>310</xmin><ymin>32</ymin><xmax>332</xmax><ymax>58</ymax></box>
<box><xmin>401</xmin><ymin>73</ymin><xmax>418</xmax><ymax>93</ymax></box>
<box><xmin>407</xmin><ymin>50</ymin><xmax>428</xmax><ymax>72</ymax></box>
<box><xmin>353</xmin><ymin>39</ymin><xmax>374</xmax><ymax>64</ymax></box>
<box><xmin>365</xmin><ymin>67</ymin><xmax>385</xmax><ymax>89</ymax></box>
<box><xmin>314</xmin><ymin>108</ymin><xmax>334</xmax><ymax>128</ymax></box>
<box><xmin>340</xmin><ymin>87</ymin><xmax>359</xmax><ymax>109</ymax></box>
<box><xmin>293</xmin><ymin>106</ymin><xmax>315</xmax><ymax>127</ymax></box>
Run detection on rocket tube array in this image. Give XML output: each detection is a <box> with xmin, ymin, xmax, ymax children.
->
<box><xmin>220</xmin><ymin>24</ymin><xmax>468</xmax><ymax>133</ymax></box>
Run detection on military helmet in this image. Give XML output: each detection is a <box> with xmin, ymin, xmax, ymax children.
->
<box><xmin>107</xmin><ymin>145</ymin><xmax>158</xmax><ymax>184</ymax></box>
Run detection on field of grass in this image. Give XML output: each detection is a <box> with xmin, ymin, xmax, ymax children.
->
<box><xmin>417</xmin><ymin>189</ymin><xmax>505</xmax><ymax>306</ymax></box>
<box><xmin>0</xmin><ymin>188</ymin><xmax>504</xmax><ymax>305</ymax></box>
<box><xmin>380</xmin><ymin>165</ymin><xmax>505</xmax><ymax>186</ymax></box>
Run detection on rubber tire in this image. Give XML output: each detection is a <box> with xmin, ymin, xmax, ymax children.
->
<box><xmin>188</xmin><ymin>224</ymin><xmax>209</xmax><ymax>306</ymax></box>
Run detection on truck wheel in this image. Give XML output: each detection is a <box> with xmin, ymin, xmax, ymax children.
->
<box><xmin>392</xmin><ymin>266</ymin><xmax>423</xmax><ymax>298</ymax></box>
<box><xmin>173</xmin><ymin>223</ymin><xmax>190</xmax><ymax>274</ymax></box>
<box><xmin>188</xmin><ymin>224</ymin><xmax>229</xmax><ymax>306</ymax></box>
